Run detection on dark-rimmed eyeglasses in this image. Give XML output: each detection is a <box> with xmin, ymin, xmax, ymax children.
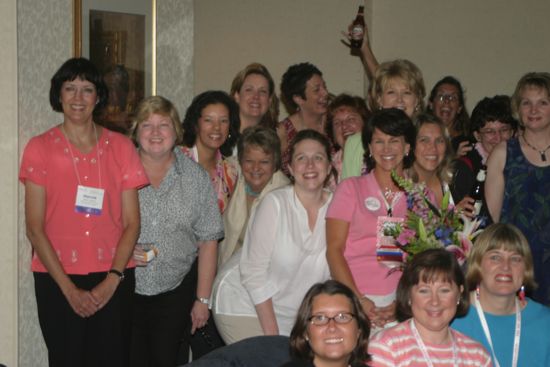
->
<box><xmin>479</xmin><ymin>127</ymin><xmax>513</xmax><ymax>137</ymax></box>
<box><xmin>436</xmin><ymin>94</ymin><xmax>459</xmax><ymax>103</ymax></box>
<box><xmin>308</xmin><ymin>312</ymin><xmax>355</xmax><ymax>326</ymax></box>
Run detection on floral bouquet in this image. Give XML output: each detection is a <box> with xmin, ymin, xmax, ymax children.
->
<box><xmin>384</xmin><ymin>171</ymin><xmax>483</xmax><ymax>266</ymax></box>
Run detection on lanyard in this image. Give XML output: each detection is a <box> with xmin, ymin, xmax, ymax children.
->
<box><xmin>474</xmin><ymin>292</ymin><xmax>521</xmax><ymax>367</ymax></box>
<box><xmin>60</xmin><ymin>123</ymin><xmax>102</xmax><ymax>188</ymax></box>
<box><xmin>410</xmin><ymin>319</ymin><xmax>457</xmax><ymax>367</ymax></box>
<box><xmin>380</xmin><ymin>189</ymin><xmax>401</xmax><ymax>217</ymax></box>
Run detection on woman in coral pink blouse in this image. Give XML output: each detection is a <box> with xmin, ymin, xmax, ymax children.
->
<box><xmin>20</xmin><ymin>58</ymin><xmax>148</xmax><ymax>367</ymax></box>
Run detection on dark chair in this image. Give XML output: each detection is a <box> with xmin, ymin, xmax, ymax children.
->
<box><xmin>182</xmin><ymin>335</ymin><xmax>291</xmax><ymax>367</ymax></box>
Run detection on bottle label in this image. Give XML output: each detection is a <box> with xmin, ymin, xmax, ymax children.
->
<box><xmin>474</xmin><ymin>200</ymin><xmax>482</xmax><ymax>216</ymax></box>
<box><xmin>351</xmin><ymin>25</ymin><xmax>364</xmax><ymax>41</ymax></box>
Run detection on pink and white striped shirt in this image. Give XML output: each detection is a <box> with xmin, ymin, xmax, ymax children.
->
<box><xmin>368</xmin><ymin>319</ymin><xmax>493</xmax><ymax>367</ymax></box>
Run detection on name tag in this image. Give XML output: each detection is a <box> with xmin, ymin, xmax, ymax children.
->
<box><xmin>75</xmin><ymin>185</ymin><xmax>104</xmax><ymax>215</ymax></box>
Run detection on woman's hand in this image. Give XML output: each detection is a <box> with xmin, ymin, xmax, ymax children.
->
<box><xmin>90</xmin><ymin>274</ymin><xmax>120</xmax><ymax>310</ymax></box>
<box><xmin>455</xmin><ymin>196</ymin><xmax>476</xmax><ymax>219</ymax></box>
<box><xmin>374</xmin><ymin>301</ymin><xmax>397</xmax><ymax>327</ymax></box>
<box><xmin>64</xmin><ymin>284</ymin><xmax>100</xmax><ymax>318</ymax></box>
<box><xmin>132</xmin><ymin>246</ymin><xmax>150</xmax><ymax>267</ymax></box>
<box><xmin>456</xmin><ymin>141</ymin><xmax>473</xmax><ymax>157</ymax></box>
<box><xmin>191</xmin><ymin>301</ymin><xmax>210</xmax><ymax>334</ymax></box>
<box><xmin>360</xmin><ymin>296</ymin><xmax>379</xmax><ymax>325</ymax></box>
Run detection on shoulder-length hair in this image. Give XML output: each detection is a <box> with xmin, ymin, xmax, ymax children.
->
<box><xmin>289</xmin><ymin>280</ymin><xmax>371</xmax><ymax>367</ymax></box>
<box><xmin>181</xmin><ymin>90</ymin><xmax>241</xmax><ymax>157</ymax></box>
<box><xmin>230</xmin><ymin>62</ymin><xmax>279</xmax><ymax>130</ymax></box>
<box><xmin>427</xmin><ymin>76</ymin><xmax>470</xmax><ymax>136</ymax></box>
<box><xmin>466</xmin><ymin>223</ymin><xmax>536</xmax><ymax>293</ymax></box>
<box><xmin>408</xmin><ymin>113</ymin><xmax>454</xmax><ymax>185</ymax></box>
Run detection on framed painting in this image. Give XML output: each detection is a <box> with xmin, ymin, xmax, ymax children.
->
<box><xmin>73</xmin><ymin>0</ymin><xmax>156</xmax><ymax>133</ymax></box>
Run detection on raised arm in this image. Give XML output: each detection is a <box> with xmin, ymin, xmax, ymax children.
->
<box><xmin>485</xmin><ymin>141</ymin><xmax>507</xmax><ymax>222</ymax></box>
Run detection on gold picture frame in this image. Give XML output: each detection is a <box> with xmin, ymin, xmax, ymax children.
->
<box><xmin>73</xmin><ymin>0</ymin><xmax>156</xmax><ymax>133</ymax></box>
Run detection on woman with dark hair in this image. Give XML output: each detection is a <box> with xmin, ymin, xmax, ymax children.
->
<box><xmin>230</xmin><ymin>62</ymin><xmax>279</xmax><ymax>131</ymax></box>
<box><xmin>282</xmin><ymin>280</ymin><xmax>371</xmax><ymax>367</ymax></box>
<box><xmin>427</xmin><ymin>76</ymin><xmax>472</xmax><ymax>156</ymax></box>
<box><xmin>451</xmin><ymin>95</ymin><xmax>517</xmax><ymax>217</ymax></box>
<box><xmin>20</xmin><ymin>58</ymin><xmax>148</xmax><ymax>366</ymax></box>
<box><xmin>326</xmin><ymin>94</ymin><xmax>369</xmax><ymax>183</ymax></box>
<box><xmin>452</xmin><ymin>223</ymin><xmax>550</xmax><ymax>366</ymax></box>
<box><xmin>368</xmin><ymin>249</ymin><xmax>492</xmax><ymax>366</ymax></box>
<box><xmin>278</xmin><ymin>62</ymin><xmax>329</xmax><ymax>176</ymax></box>
<box><xmin>486</xmin><ymin>72</ymin><xmax>550</xmax><ymax>305</ymax></box>
<box><xmin>327</xmin><ymin>108</ymin><xmax>415</xmax><ymax>331</ymax></box>
<box><xmin>212</xmin><ymin>130</ymin><xmax>332</xmax><ymax>343</ymax></box>
<box><xmin>128</xmin><ymin>96</ymin><xmax>223</xmax><ymax>366</ymax></box>
<box><xmin>181</xmin><ymin>90</ymin><xmax>240</xmax><ymax>213</ymax></box>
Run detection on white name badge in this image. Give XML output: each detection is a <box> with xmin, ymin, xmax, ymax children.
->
<box><xmin>75</xmin><ymin>185</ymin><xmax>104</xmax><ymax>215</ymax></box>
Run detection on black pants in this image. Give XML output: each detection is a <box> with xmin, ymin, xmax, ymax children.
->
<box><xmin>34</xmin><ymin>269</ymin><xmax>135</xmax><ymax>367</ymax></box>
<box><xmin>130</xmin><ymin>261</ymin><xmax>198</xmax><ymax>367</ymax></box>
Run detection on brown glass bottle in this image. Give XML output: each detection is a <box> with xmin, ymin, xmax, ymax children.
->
<box><xmin>350</xmin><ymin>6</ymin><xmax>365</xmax><ymax>49</ymax></box>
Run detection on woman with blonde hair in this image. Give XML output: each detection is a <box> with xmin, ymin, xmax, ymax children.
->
<box><xmin>129</xmin><ymin>96</ymin><xmax>223</xmax><ymax>365</ymax></box>
<box><xmin>486</xmin><ymin>72</ymin><xmax>550</xmax><ymax>305</ymax></box>
<box><xmin>341</xmin><ymin>59</ymin><xmax>426</xmax><ymax>179</ymax></box>
<box><xmin>453</xmin><ymin>223</ymin><xmax>550</xmax><ymax>366</ymax></box>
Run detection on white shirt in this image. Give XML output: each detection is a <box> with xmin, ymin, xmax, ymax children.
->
<box><xmin>212</xmin><ymin>185</ymin><xmax>331</xmax><ymax>335</ymax></box>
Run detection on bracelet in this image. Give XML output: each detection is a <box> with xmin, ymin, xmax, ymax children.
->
<box><xmin>107</xmin><ymin>269</ymin><xmax>125</xmax><ymax>282</ymax></box>
<box><xmin>196</xmin><ymin>297</ymin><xmax>210</xmax><ymax>304</ymax></box>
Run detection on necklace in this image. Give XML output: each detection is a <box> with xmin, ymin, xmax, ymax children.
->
<box><xmin>522</xmin><ymin>135</ymin><xmax>550</xmax><ymax>162</ymax></box>
<box><xmin>244</xmin><ymin>182</ymin><xmax>260</xmax><ymax>197</ymax></box>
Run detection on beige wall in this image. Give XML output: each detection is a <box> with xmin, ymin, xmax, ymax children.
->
<box><xmin>195</xmin><ymin>0</ymin><xmax>550</xmax><ymax>113</ymax></box>
<box><xmin>194</xmin><ymin>0</ymin><xmax>367</xmax><ymax>115</ymax></box>
<box><xmin>0</xmin><ymin>0</ymin><xmax>18</xmax><ymax>365</ymax></box>
<box><xmin>368</xmin><ymin>0</ymin><xmax>550</xmax><ymax>111</ymax></box>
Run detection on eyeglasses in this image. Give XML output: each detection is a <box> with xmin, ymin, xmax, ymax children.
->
<box><xmin>436</xmin><ymin>94</ymin><xmax>459</xmax><ymax>103</ymax></box>
<box><xmin>308</xmin><ymin>312</ymin><xmax>355</xmax><ymax>326</ymax></box>
<box><xmin>479</xmin><ymin>127</ymin><xmax>513</xmax><ymax>137</ymax></box>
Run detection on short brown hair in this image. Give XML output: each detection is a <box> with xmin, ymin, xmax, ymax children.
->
<box><xmin>129</xmin><ymin>95</ymin><xmax>183</xmax><ymax>146</ymax></box>
<box><xmin>396</xmin><ymin>249</ymin><xmax>469</xmax><ymax>321</ymax></box>
<box><xmin>237</xmin><ymin>125</ymin><xmax>282</xmax><ymax>170</ymax></box>
<box><xmin>466</xmin><ymin>223</ymin><xmax>536</xmax><ymax>293</ymax></box>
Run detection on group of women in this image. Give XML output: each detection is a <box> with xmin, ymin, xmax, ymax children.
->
<box><xmin>19</xmin><ymin>23</ymin><xmax>550</xmax><ymax>366</ymax></box>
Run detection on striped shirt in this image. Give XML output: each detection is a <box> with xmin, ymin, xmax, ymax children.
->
<box><xmin>368</xmin><ymin>319</ymin><xmax>492</xmax><ymax>366</ymax></box>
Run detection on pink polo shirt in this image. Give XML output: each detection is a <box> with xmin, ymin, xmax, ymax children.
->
<box><xmin>19</xmin><ymin>126</ymin><xmax>149</xmax><ymax>274</ymax></box>
<box><xmin>326</xmin><ymin>173</ymin><xmax>407</xmax><ymax>295</ymax></box>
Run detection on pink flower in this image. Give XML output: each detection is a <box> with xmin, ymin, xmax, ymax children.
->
<box><xmin>397</xmin><ymin>229</ymin><xmax>416</xmax><ymax>246</ymax></box>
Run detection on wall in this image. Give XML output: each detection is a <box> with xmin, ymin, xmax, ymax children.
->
<box><xmin>0</xmin><ymin>0</ymin><xmax>18</xmax><ymax>365</ymax></box>
<box><xmin>194</xmin><ymin>0</ymin><xmax>367</xmax><ymax>115</ymax></box>
<box><xmin>368</xmin><ymin>0</ymin><xmax>550</xmax><ymax>111</ymax></box>
<box><xmin>195</xmin><ymin>0</ymin><xmax>550</xmax><ymax>113</ymax></box>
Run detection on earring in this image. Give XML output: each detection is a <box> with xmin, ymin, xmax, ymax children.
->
<box><xmin>305</xmin><ymin>335</ymin><xmax>309</xmax><ymax>341</ymax></box>
<box><xmin>475</xmin><ymin>285</ymin><xmax>480</xmax><ymax>299</ymax></box>
<box><xmin>96</xmin><ymin>100</ymin><xmax>99</xmax><ymax>105</ymax></box>
<box><xmin>519</xmin><ymin>285</ymin><xmax>525</xmax><ymax>301</ymax></box>
<box><xmin>228</xmin><ymin>133</ymin><xmax>231</xmax><ymax>139</ymax></box>
<box><xmin>407</xmin><ymin>299</ymin><xmax>411</xmax><ymax>306</ymax></box>
<box><xmin>456</xmin><ymin>298</ymin><xmax>461</xmax><ymax>306</ymax></box>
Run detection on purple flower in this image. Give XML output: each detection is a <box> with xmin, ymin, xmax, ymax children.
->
<box><xmin>434</xmin><ymin>226</ymin><xmax>453</xmax><ymax>246</ymax></box>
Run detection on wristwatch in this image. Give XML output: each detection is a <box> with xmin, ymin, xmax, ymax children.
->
<box><xmin>196</xmin><ymin>297</ymin><xmax>210</xmax><ymax>304</ymax></box>
<box><xmin>108</xmin><ymin>269</ymin><xmax>125</xmax><ymax>282</ymax></box>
